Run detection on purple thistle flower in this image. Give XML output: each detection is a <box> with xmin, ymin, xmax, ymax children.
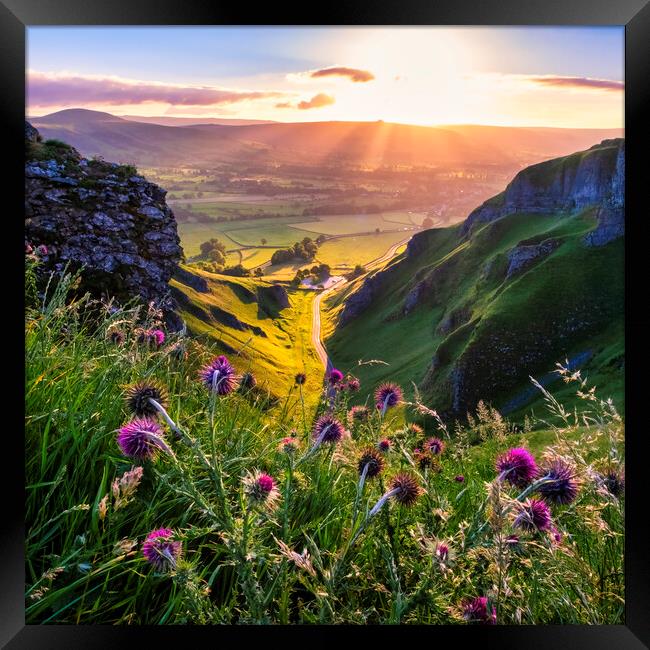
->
<box><xmin>36</xmin><ymin>244</ymin><xmax>48</xmax><ymax>256</ymax></box>
<box><xmin>537</xmin><ymin>459</ymin><xmax>579</xmax><ymax>505</ymax></box>
<box><xmin>243</xmin><ymin>471</ymin><xmax>281</xmax><ymax>510</ymax></box>
<box><xmin>117</xmin><ymin>418</ymin><xmax>172</xmax><ymax>460</ymax></box>
<box><xmin>358</xmin><ymin>448</ymin><xmax>384</xmax><ymax>478</ymax></box>
<box><xmin>388</xmin><ymin>472</ymin><xmax>422</xmax><ymax>507</ymax></box>
<box><xmin>328</xmin><ymin>368</ymin><xmax>344</xmax><ymax>385</ymax></box>
<box><xmin>312</xmin><ymin>414</ymin><xmax>345</xmax><ymax>444</ymax></box>
<box><xmin>142</xmin><ymin>528</ymin><xmax>182</xmax><ymax>572</ymax></box>
<box><xmin>374</xmin><ymin>382</ymin><xmax>403</xmax><ymax>415</ymax></box>
<box><xmin>425</xmin><ymin>437</ymin><xmax>445</xmax><ymax>455</ymax></box>
<box><xmin>454</xmin><ymin>475</ymin><xmax>465</xmax><ymax>483</ymax></box>
<box><xmin>377</xmin><ymin>438</ymin><xmax>392</xmax><ymax>453</ymax></box>
<box><xmin>346</xmin><ymin>377</ymin><xmax>360</xmax><ymax>392</ymax></box>
<box><xmin>514</xmin><ymin>499</ymin><xmax>552</xmax><ymax>533</ymax></box>
<box><xmin>602</xmin><ymin>468</ymin><xmax>625</xmax><ymax>497</ymax></box>
<box><xmin>149</xmin><ymin>329</ymin><xmax>165</xmax><ymax>347</ymax></box>
<box><xmin>496</xmin><ymin>447</ymin><xmax>538</xmax><ymax>489</ymax></box>
<box><xmin>125</xmin><ymin>381</ymin><xmax>168</xmax><ymax>419</ymax></box>
<box><xmin>199</xmin><ymin>355</ymin><xmax>237</xmax><ymax>396</ymax></box>
<box><xmin>436</xmin><ymin>543</ymin><xmax>450</xmax><ymax>562</ymax></box>
<box><xmin>462</xmin><ymin>596</ymin><xmax>496</xmax><ymax>625</ymax></box>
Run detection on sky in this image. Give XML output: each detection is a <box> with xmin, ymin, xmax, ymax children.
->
<box><xmin>27</xmin><ymin>27</ymin><xmax>624</xmax><ymax>128</ymax></box>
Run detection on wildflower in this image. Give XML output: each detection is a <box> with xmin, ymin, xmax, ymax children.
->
<box><xmin>375</xmin><ymin>382</ymin><xmax>403</xmax><ymax>415</ymax></box>
<box><xmin>346</xmin><ymin>377</ymin><xmax>360</xmax><ymax>392</ymax></box>
<box><xmin>199</xmin><ymin>355</ymin><xmax>238</xmax><ymax>396</ymax></box>
<box><xmin>312</xmin><ymin>414</ymin><xmax>345</xmax><ymax>445</ymax></box>
<box><xmin>108</xmin><ymin>329</ymin><xmax>125</xmax><ymax>345</ymax></box>
<box><xmin>278</xmin><ymin>436</ymin><xmax>300</xmax><ymax>454</ymax></box>
<box><xmin>243</xmin><ymin>470</ymin><xmax>281</xmax><ymax>510</ymax></box>
<box><xmin>25</xmin><ymin>242</ymin><xmax>33</xmax><ymax>255</ymax></box>
<box><xmin>462</xmin><ymin>596</ymin><xmax>496</xmax><ymax>625</ymax></box>
<box><xmin>239</xmin><ymin>372</ymin><xmax>257</xmax><ymax>390</ymax></box>
<box><xmin>414</xmin><ymin>448</ymin><xmax>433</xmax><ymax>470</ymax></box>
<box><xmin>116</xmin><ymin>418</ymin><xmax>174</xmax><ymax>460</ymax></box>
<box><xmin>496</xmin><ymin>447</ymin><xmax>538</xmax><ymax>489</ymax></box>
<box><xmin>505</xmin><ymin>534</ymin><xmax>520</xmax><ymax>548</ymax></box>
<box><xmin>125</xmin><ymin>381</ymin><xmax>168</xmax><ymax>419</ymax></box>
<box><xmin>148</xmin><ymin>329</ymin><xmax>165</xmax><ymax>347</ymax></box>
<box><xmin>454</xmin><ymin>475</ymin><xmax>465</xmax><ymax>483</ymax></box>
<box><xmin>436</xmin><ymin>542</ymin><xmax>450</xmax><ymax>562</ymax></box>
<box><xmin>425</xmin><ymin>437</ymin><xmax>445</xmax><ymax>455</ymax></box>
<box><xmin>537</xmin><ymin>459</ymin><xmax>579</xmax><ymax>505</ymax></box>
<box><xmin>294</xmin><ymin>373</ymin><xmax>307</xmax><ymax>385</ymax></box>
<box><xmin>98</xmin><ymin>495</ymin><xmax>109</xmax><ymax>521</ymax></box>
<box><xmin>348</xmin><ymin>405</ymin><xmax>370</xmax><ymax>426</ymax></box>
<box><xmin>514</xmin><ymin>499</ymin><xmax>552</xmax><ymax>533</ymax></box>
<box><xmin>601</xmin><ymin>468</ymin><xmax>625</xmax><ymax>497</ymax></box>
<box><xmin>388</xmin><ymin>472</ymin><xmax>422</xmax><ymax>507</ymax></box>
<box><xmin>328</xmin><ymin>368</ymin><xmax>344</xmax><ymax>385</ymax></box>
<box><xmin>405</xmin><ymin>422</ymin><xmax>424</xmax><ymax>437</ymax></box>
<box><xmin>36</xmin><ymin>244</ymin><xmax>49</xmax><ymax>256</ymax></box>
<box><xmin>142</xmin><ymin>528</ymin><xmax>182</xmax><ymax>572</ymax></box>
<box><xmin>377</xmin><ymin>438</ymin><xmax>392</xmax><ymax>453</ymax></box>
<box><xmin>357</xmin><ymin>448</ymin><xmax>384</xmax><ymax>479</ymax></box>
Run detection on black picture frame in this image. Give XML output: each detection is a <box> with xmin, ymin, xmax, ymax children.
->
<box><xmin>4</xmin><ymin>1</ymin><xmax>649</xmax><ymax>646</ymax></box>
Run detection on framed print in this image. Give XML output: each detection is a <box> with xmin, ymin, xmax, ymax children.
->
<box><xmin>3</xmin><ymin>0</ymin><xmax>649</xmax><ymax>646</ymax></box>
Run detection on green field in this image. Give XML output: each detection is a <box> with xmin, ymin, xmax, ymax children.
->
<box><xmin>315</xmin><ymin>232</ymin><xmax>411</xmax><ymax>269</ymax></box>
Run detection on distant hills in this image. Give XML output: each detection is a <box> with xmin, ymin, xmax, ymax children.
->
<box><xmin>30</xmin><ymin>108</ymin><xmax>623</xmax><ymax>169</ymax></box>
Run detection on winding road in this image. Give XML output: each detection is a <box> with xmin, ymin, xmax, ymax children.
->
<box><xmin>310</xmin><ymin>235</ymin><xmax>413</xmax><ymax>370</ymax></box>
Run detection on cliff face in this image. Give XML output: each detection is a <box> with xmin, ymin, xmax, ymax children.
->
<box><xmin>461</xmin><ymin>139</ymin><xmax>624</xmax><ymax>245</ymax></box>
<box><xmin>25</xmin><ymin>122</ymin><xmax>183</xmax><ymax>322</ymax></box>
<box><xmin>331</xmin><ymin>139</ymin><xmax>624</xmax><ymax>420</ymax></box>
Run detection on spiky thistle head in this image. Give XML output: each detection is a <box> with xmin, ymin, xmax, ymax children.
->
<box><xmin>377</xmin><ymin>438</ymin><xmax>392</xmax><ymax>453</ymax></box>
<box><xmin>199</xmin><ymin>355</ymin><xmax>237</xmax><ymax>396</ymax></box>
<box><xmin>496</xmin><ymin>447</ymin><xmax>538</xmax><ymax>488</ymax></box>
<box><xmin>124</xmin><ymin>381</ymin><xmax>168</xmax><ymax>418</ymax></box>
<box><xmin>601</xmin><ymin>468</ymin><xmax>625</xmax><ymax>497</ymax></box>
<box><xmin>454</xmin><ymin>475</ymin><xmax>465</xmax><ymax>483</ymax></box>
<box><xmin>345</xmin><ymin>376</ymin><xmax>360</xmax><ymax>392</ymax></box>
<box><xmin>347</xmin><ymin>405</ymin><xmax>370</xmax><ymax>426</ymax></box>
<box><xmin>462</xmin><ymin>596</ymin><xmax>496</xmax><ymax>625</ymax></box>
<box><xmin>358</xmin><ymin>447</ymin><xmax>384</xmax><ymax>479</ymax></box>
<box><xmin>116</xmin><ymin>418</ymin><xmax>171</xmax><ymax>460</ymax></box>
<box><xmin>148</xmin><ymin>329</ymin><xmax>165</xmax><ymax>347</ymax></box>
<box><xmin>425</xmin><ymin>437</ymin><xmax>445</xmax><ymax>455</ymax></box>
<box><xmin>239</xmin><ymin>372</ymin><xmax>257</xmax><ymax>390</ymax></box>
<box><xmin>294</xmin><ymin>372</ymin><xmax>306</xmax><ymax>385</ymax></box>
<box><xmin>375</xmin><ymin>382</ymin><xmax>403</xmax><ymax>413</ymax></box>
<box><xmin>537</xmin><ymin>459</ymin><xmax>579</xmax><ymax>505</ymax></box>
<box><xmin>514</xmin><ymin>498</ymin><xmax>552</xmax><ymax>533</ymax></box>
<box><xmin>243</xmin><ymin>470</ymin><xmax>281</xmax><ymax>510</ymax></box>
<box><xmin>142</xmin><ymin>528</ymin><xmax>182</xmax><ymax>572</ymax></box>
<box><xmin>328</xmin><ymin>368</ymin><xmax>344</xmax><ymax>385</ymax></box>
<box><xmin>278</xmin><ymin>436</ymin><xmax>301</xmax><ymax>454</ymax></box>
<box><xmin>108</xmin><ymin>329</ymin><xmax>125</xmax><ymax>345</ymax></box>
<box><xmin>312</xmin><ymin>414</ymin><xmax>345</xmax><ymax>444</ymax></box>
<box><xmin>388</xmin><ymin>472</ymin><xmax>422</xmax><ymax>507</ymax></box>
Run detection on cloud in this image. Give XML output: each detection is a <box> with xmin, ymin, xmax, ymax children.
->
<box><xmin>528</xmin><ymin>76</ymin><xmax>624</xmax><ymax>92</ymax></box>
<box><xmin>27</xmin><ymin>71</ymin><xmax>288</xmax><ymax>107</ymax></box>
<box><xmin>309</xmin><ymin>66</ymin><xmax>375</xmax><ymax>83</ymax></box>
<box><xmin>276</xmin><ymin>93</ymin><xmax>336</xmax><ymax>110</ymax></box>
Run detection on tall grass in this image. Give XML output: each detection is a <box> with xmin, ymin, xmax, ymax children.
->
<box><xmin>25</xmin><ymin>267</ymin><xmax>624</xmax><ymax>624</ymax></box>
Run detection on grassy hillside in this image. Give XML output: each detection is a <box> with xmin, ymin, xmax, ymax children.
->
<box><xmin>171</xmin><ymin>265</ymin><xmax>323</xmax><ymax>418</ymax></box>
<box><xmin>324</xmin><ymin>207</ymin><xmax>623</xmax><ymax>423</ymax></box>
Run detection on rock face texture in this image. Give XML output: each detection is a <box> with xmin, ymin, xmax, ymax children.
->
<box><xmin>25</xmin><ymin>122</ymin><xmax>183</xmax><ymax>320</ymax></box>
<box><xmin>461</xmin><ymin>139</ymin><xmax>624</xmax><ymax>243</ymax></box>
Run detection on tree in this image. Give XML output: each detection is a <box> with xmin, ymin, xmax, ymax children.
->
<box><xmin>375</xmin><ymin>227</ymin><xmax>381</xmax><ymax>234</ymax></box>
<box><xmin>261</xmin><ymin>238</ymin><xmax>267</xmax><ymax>246</ymax></box>
<box><xmin>254</xmin><ymin>267</ymin><xmax>264</xmax><ymax>277</ymax></box>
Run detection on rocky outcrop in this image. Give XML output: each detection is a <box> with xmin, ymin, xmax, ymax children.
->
<box><xmin>436</xmin><ymin>305</ymin><xmax>472</xmax><ymax>336</ymax></box>
<box><xmin>505</xmin><ymin>239</ymin><xmax>560</xmax><ymax>279</ymax></box>
<box><xmin>461</xmin><ymin>139</ymin><xmax>625</xmax><ymax>239</ymax></box>
<box><xmin>25</xmin><ymin>122</ymin><xmax>183</xmax><ymax>321</ymax></box>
